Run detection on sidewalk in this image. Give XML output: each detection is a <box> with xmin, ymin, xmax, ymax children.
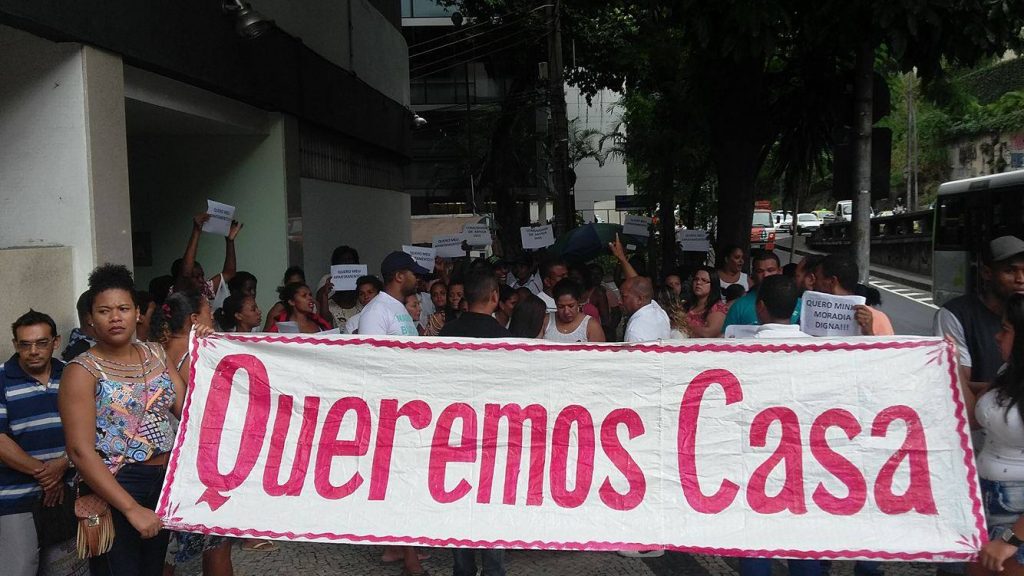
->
<box><xmin>178</xmin><ymin>541</ymin><xmax>939</xmax><ymax>576</ymax></box>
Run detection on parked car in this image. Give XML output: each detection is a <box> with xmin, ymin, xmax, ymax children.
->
<box><xmin>750</xmin><ymin>209</ymin><xmax>776</xmax><ymax>250</ymax></box>
<box><xmin>794</xmin><ymin>212</ymin><xmax>822</xmax><ymax>235</ymax></box>
<box><xmin>773</xmin><ymin>211</ymin><xmax>793</xmax><ymax>233</ymax></box>
<box><xmin>832</xmin><ymin>200</ymin><xmax>875</xmax><ymax>222</ymax></box>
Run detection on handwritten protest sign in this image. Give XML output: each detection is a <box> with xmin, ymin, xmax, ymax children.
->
<box><xmin>520</xmin><ymin>225</ymin><xmax>555</xmax><ymax>250</ymax></box>
<box><xmin>202</xmin><ymin>200</ymin><xmax>235</xmax><ymax>236</ymax></box>
<box><xmin>159</xmin><ymin>334</ymin><xmax>983</xmax><ymax>561</ymax></box>
<box><xmin>677</xmin><ymin>229</ymin><xmax>711</xmax><ymax>253</ymax></box>
<box><xmin>462</xmin><ymin>224</ymin><xmax>493</xmax><ymax>246</ymax></box>
<box><xmin>799</xmin><ymin>291</ymin><xmax>866</xmax><ymax>337</ymax></box>
<box><xmin>402</xmin><ymin>245</ymin><xmax>436</xmax><ymax>272</ymax></box>
<box><xmin>622</xmin><ymin>215</ymin><xmax>652</xmax><ymax>237</ymax></box>
<box><xmin>433</xmin><ymin>234</ymin><xmax>466</xmax><ymax>258</ymax></box>
<box><xmin>330</xmin><ymin>265</ymin><xmax>367</xmax><ymax>292</ymax></box>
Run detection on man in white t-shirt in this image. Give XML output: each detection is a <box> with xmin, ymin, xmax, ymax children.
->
<box><xmin>617</xmin><ymin>276</ymin><xmax>671</xmax><ymax>559</ymax></box>
<box><xmin>621</xmin><ymin>276</ymin><xmax>670</xmax><ymax>343</ymax></box>
<box><xmin>354</xmin><ymin>251</ymin><xmax>428</xmax><ymax>574</ymax></box>
<box><xmin>358</xmin><ymin>252</ymin><xmax>428</xmax><ymax>337</ymax></box>
<box><xmin>536</xmin><ymin>257</ymin><xmax>569</xmax><ymax>312</ymax></box>
<box><xmin>507</xmin><ymin>258</ymin><xmax>543</xmax><ymax>294</ymax></box>
<box><xmin>752</xmin><ymin>275</ymin><xmax>811</xmax><ymax>339</ymax></box>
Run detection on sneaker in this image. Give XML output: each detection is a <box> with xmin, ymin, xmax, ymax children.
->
<box><xmin>617</xmin><ymin>550</ymin><xmax>665</xmax><ymax>558</ymax></box>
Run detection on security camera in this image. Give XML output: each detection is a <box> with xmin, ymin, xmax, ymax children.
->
<box><xmin>412</xmin><ymin>114</ymin><xmax>428</xmax><ymax>128</ymax></box>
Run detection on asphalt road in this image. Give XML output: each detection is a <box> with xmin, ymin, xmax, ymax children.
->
<box><xmin>773</xmin><ymin>233</ymin><xmax>937</xmax><ymax>336</ymax></box>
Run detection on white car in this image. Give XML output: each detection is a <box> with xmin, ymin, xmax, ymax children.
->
<box><xmin>795</xmin><ymin>212</ymin><xmax>822</xmax><ymax>235</ymax></box>
<box><xmin>773</xmin><ymin>211</ymin><xmax>793</xmax><ymax>232</ymax></box>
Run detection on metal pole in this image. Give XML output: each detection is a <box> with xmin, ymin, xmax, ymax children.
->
<box><xmin>909</xmin><ymin>72</ymin><xmax>917</xmax><ymax>212</ymax></box>
<box><xmin>789</xmin><ymin>178</ymin><xmax>799</xmax><ymax>264</ymax></box>
<box><xmin>465</xmin><ymin>60</ymin><xmax>473</xmax><ymax>214</ymax></box>
<box><xmin>852</xmin><ymin>40</ymin><xmax>874</xmax><ymax>284</ymax></box>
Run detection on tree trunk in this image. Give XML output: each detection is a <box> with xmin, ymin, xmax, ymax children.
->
<box><xmin>658</xmin><ymin>155</ymin><xmax>677</xmax><ymax>277</ymax></box>
<box><xmin>852</xmin><ymin>40</ymin><xmax>874</xmax><ymax>284</ymax></box>
<box><xmin>704</xmin><ymin>62</ymin><xmax>771</xmax><ymax>268</ymax></box>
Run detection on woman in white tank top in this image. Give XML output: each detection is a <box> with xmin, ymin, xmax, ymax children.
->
<box><xmin>543</xmin><ymin>279</ymin><xmax>605</xmax><ymax>343</ymax></box>
<box><xmin>717</xmin><ymin>245</ymin><xmax>749</xmax><ymax>293</ymax></box>
<box><xmin>960</xmin><ymin>293</ymin><xmax>1024</xmax><ymax>574</ymax></box>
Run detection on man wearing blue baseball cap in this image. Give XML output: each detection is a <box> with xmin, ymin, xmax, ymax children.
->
<box><xmin>358</xmin><ymin>251</ymin><xmax>430</xmax><ymax>337</ymax></box>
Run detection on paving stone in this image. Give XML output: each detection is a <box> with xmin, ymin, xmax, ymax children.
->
<box><xmin>175</xmin><ymin>541</ymin><xmax>949</xmax><ymax>576</ymax></box>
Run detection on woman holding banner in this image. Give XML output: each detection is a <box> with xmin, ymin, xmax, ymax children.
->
<box><xmin>58</xmin><ymin>265</ymin><xmax>211</xmax><ymax>576</ymax></box>
<box><xmin>963</xmin><ymin>293</ymin><xmax>1024</xmax><ymax>576</ymax></box>
<box><xmin>154</xmin><ymin>292</ymin><xmax>236</xmax><ymax>575</ymax></box>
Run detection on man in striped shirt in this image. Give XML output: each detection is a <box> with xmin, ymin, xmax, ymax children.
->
<box><xmin>0</xmin><ymin>310</ymin><xmax>70</xmax><ymax>576</ymax></box>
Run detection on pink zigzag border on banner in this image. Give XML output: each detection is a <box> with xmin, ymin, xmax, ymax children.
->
<box><xmin>156</xmin><ymin>334</ymin><xmax>986</xmax><ymax>560</ymax></box>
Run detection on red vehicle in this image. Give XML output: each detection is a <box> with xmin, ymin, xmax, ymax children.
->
<box><xmin>750</xmin><ymin>209</ymin><xmax>776</xmax><ymax>251</ymax></box>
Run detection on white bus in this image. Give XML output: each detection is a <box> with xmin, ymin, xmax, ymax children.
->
<box><xmin>934</xmin><ymin>170</ymin><xmax>1024</xmax><ymax>306</ymax></box>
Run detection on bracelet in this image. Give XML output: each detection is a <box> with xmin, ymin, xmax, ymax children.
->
<box><xmin>63</xmin><ymin>452</ymin><xmax>75</xmax><ymax>469</ymax></box>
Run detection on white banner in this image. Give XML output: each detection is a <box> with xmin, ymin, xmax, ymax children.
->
<box><xmin>159</xmin><ymin>334</ymin><xmax>984</xmax><ymax>561</ymax></box>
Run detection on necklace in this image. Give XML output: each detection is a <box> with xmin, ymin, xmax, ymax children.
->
<box><xmin>87</xmin><ymin>344</ymin><xmax>159</xmax><ymax>381</ymax></box>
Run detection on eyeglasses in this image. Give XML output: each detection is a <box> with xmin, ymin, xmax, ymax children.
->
<box><xmin>16</xmin><ymin>338</ymin><xmax>53</xmax><ymax>351</ymax></box>
<box><xmin>693</xmin><ymin>277</ymin><xmax>711</xmax><ymax>284</ymax></box>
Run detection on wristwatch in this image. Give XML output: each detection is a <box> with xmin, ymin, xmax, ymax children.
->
<box><xmin>1000</xmin><ymin>528</ymin><xmax>1023</xmax><ymax>547</ymax></box>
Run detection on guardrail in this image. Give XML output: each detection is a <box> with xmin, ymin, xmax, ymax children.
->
<box><xmin>807</xmin><ymin>210</ymin><xmax>933</xmax><ymax>276</ymax></box>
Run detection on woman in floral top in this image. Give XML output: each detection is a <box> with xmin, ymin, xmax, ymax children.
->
<box><xmin>59</xmin><ymin>265</ymin><xmax>210</xmax><ymax>576</ymax></box>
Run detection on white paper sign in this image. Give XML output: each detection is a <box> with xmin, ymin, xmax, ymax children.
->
<box><xmin>622</xmin><ymin>215</ymin><xmax>652</xmax><ymax>237</ymax></box>
<box><xmin>274</xmin><ymin>321</ymin><xmax>299</xmax><ymax>333</ymax></box>
<box><xmin>462</xmin><ymin>224</ymin><xmax>493</xmax><ymax>246</ymax></box>
<box><xmin>799</xmin><ymin>290</ymin><xmax>867</xmax><ymax>337</ymax></box>
<box><xmin>160</xmin><ymin>334</ymin><xmax>983</xmax><ymax>562</ymax></box>
<box><xmin>330</xmin><ymin>265</ymin><xmax>367</xmax><ymax>292</ymax></box>
<box><xmin>520</xmin><ymin>225</ymin><xmax>555</xmax><ymax>250</ymax></box>
<box><xmin>677</xmin><ymin>229</ymin><xmax>711</xmax><ymax>253</ymax></box>
<box><xmin>202</xmin><ymin>200</ymin><xmax>236</xmax><ymax>237</ymax></box>
<box><xmin>433</xmin><ymin>234</ymin><xmax>466</xmax><ymax>258</ymax></box>
<box><xmin>402</xmin><ymin>245</ymin><xmax>436</xmax><ymax>272</ymax></box>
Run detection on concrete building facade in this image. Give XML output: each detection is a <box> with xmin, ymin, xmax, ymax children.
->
<box><xmin>0</xmin><ymin>0</ymin><xmax>412</xmax><ymax>356</ymax></box>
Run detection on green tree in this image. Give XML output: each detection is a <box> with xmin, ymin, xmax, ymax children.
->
<box><xmin>565</xmin><ymin>0</ymin><xmax>1024</xmax><ymax>259</ymax></box>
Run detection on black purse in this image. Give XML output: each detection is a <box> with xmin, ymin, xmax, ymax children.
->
<box><xmin>32</xmin><ymin>483</ymin><xmax>78</xmax><ymax>547</ymax></box>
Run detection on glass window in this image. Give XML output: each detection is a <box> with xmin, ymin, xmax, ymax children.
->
<box><xmin>934</xmin><ymin>195</ymin><xmax>966</xmax><ymax>250</ymax></box>
<box><xmin>411</xmin><ymin>0</ymin><xmax>451</xmax><ymax>18</ymax></box>
<box><xmin>751</xmin><ymin>212</ymin><xmax>773</xmax><ymax>227</ymax></box>
<box><xmin>401</xmin><ymin>0</ymin><xmax>413</xmax><ymax>18</ymax></box>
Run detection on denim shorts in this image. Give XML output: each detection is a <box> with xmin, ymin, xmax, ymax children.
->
<box><xmin>981</xmin><ymin>478</ymin><xmax>1024</xmax><ymax>564</ymax></box>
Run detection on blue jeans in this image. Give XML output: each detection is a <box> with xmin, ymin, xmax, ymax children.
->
<box><xmin>980</xmin><ymin>478</ymin><xmax>1024</xmax><ymax>565</ymax></box>
<box><xmin>453</xmin><ymin>548</ymin><xmax>505</xmax><ymax>576</ymax></box>
<box><xmin>740</xmin><ymin>558</ymin><xmax>822</xmax><ymax>576</ymax></box>
<box><xmin>89</xmin><ymin>463</ymin><xmax>170</xmax><ymax>576</ymax></box>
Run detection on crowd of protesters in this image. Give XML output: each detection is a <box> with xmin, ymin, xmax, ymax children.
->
<box><xmin>3</xmin><ymin>207</ymin><xmax>1024</xmax><ymax>576</ymax></box>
